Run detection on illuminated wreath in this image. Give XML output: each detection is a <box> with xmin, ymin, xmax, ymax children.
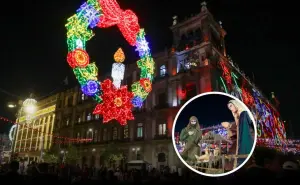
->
<box><xmin>65</xmin><ymin>0</ymin><xmax>155</xmax><ymax>125</ymax></box>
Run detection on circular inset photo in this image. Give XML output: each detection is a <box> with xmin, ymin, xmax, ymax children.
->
<box><xmin>172</xmin><ymin>92</ymin><xmax>257</xmax><ymax>177</ymax></box>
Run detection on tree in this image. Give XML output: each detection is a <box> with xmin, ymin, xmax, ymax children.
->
<box><xmin>43</xmin><ymin>151</ymin><xmax>58</xmax><ymax>163</ymax></box>
<box><xmin>65</xmin><ymin>145</ymin><xmax>80</xmax><ymax>164</ymax></box>
<box><xmin>101</xmin><ymin>143</ymin><xmax>125</xmax><ymax>165</ymax></box>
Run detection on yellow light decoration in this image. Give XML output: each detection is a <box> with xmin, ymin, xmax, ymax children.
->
<box><xmin>66</xmin><ymin>14</ymin><xmax>94</xmax><ymax>41</ymax></box>
<box><xmin>131</xmin><ymin>82</ymin><xmax>148</xmax><ymax>100</ymax></box>
<box><xmin>73</xmin><ymin>63</ymin><xmax>98</xmax><ymax>85</ymax></box>
<box><xmin>114</xmin><ymin>48</ymin><xmax>125</xmax><ymax>63</ymax></box>
<box><xmin>114</xmin><ymin>97</ymin><xmax>123</xmax><ymax>107</ymax></box>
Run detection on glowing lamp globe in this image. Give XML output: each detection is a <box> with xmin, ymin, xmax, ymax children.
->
<box><xmin>23</xmin><ymin>98</ymin><xmax>37</xmax><ymax>114</ymax></box>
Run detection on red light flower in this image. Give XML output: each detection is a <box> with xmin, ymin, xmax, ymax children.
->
<box><xmin>93</xmin><ymin>79</ymin><xmax>134</xmax><ymax>125</ymax></box>
<box><xmin>139</xmin><ymin>78</ymin><xmax>152</xmax><ymax>93</ymax></box>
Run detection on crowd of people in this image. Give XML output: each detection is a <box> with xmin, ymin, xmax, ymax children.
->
<box><xmin>0</xmin><ymin>147</ymin><xmax>299</xmax><ymax>184</ymax></box>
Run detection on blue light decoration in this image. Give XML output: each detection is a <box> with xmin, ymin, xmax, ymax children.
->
<box><xmin>77</xmin><ymin>2</ymin><xmax>101</xmax><ymax>28</ymax></box>
<box><xmin>131</xmin><ymin>96</ymin><xmax>143</xmax><ymax>108</ymax></box>
<box><xmin>81</xmin><ymin>80</ymin><xmax>100</xmax><ymax>96</ymax></box>
<box><xmin>135</xmin><ymin>35</ymin><xmax>150</xmax><ymax>57</ymax></box>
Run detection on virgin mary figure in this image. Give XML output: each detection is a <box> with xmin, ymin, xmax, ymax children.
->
<box><xmin>222</xmin><ymin>99</ymin><xmax>254</xmax><ymax>167</ymax></box>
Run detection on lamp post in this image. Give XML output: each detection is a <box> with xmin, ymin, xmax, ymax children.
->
<box><xmin>132</xmin><ymin>147</ymin><xmax>140</xmax><ymax>160</ymax></box>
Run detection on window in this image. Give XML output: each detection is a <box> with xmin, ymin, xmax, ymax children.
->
<box><xmin>103</xmin><ymin>128</ymin><xmax>108</xmax><ymax>141</ymax></box>
<box><xmin>158</xmin><ymin>123</ymin><xmax>167</xmax><ymax>135</ymax></box>
<box><xmin>67</xmin><ymin>96</ymin><xmax>73</xmax><ymax>107</ymax></box>
<box><xmin>112</xmin><ymin>127</ymin><xmax>118</xmax><ymax>140</ymax></box>
<box><xmin>77</xmin><ymin>115</ymin><xmax>81</xmax><ymax>123</ymax></box>
<box><xmin>137</xmin><ymin>123</ymin><xmax>143</xmax><ymax>138</ymax></box>
<box><xmin>123</xmin><ymin>125</ymin><xmax>129</xmax><ymax>139</ymax></box>
<box><xmin>81</xmin><ymin>94</ymin><xmax>85</xmax><ymax>101</ymax></box>
<box><xmin>160</xmin><ymin>65</ymin><xmax>166</xmax><ymax>77</ymax></box>
<box><xmin>87</xmin><ymin>113</ymin><xmax>92</xmax><ymax>121</ymax></box>
<box><xmin>95</xmin><ymin>114</ymin><xmax>99</xmax><ymax>120</ymax></box>
<box><xmin>66</xmin><ymin>118</ymin><xmax>70</xmax><ymax>126</ymax></box>
<box><xmin>94</xmin><ymin>130</ymin><xmax>98</xmax><ymax>142</ymax></box>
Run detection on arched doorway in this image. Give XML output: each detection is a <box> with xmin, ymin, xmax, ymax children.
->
<box><xmin>157</xmin><ymin>153</ymin><xmax>167</xmax><ymax>171</ymax></box>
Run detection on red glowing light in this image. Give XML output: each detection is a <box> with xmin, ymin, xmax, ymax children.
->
<box><xmin>139</xmin><ymin>78</ymin><xmax>152</xmax><ymax>93</ymax></box>
<box><xmin>98</xmin><ymin>0</ymin><xmax>140</xmax><ymax>46</ymax></box>
<box><xmin>67</xmin><ymin>49</ymin><xmax>90</xmax><ymax>68</ymax></box>
<box><xmin>219</xmin><ymin>60</ymin><xmax>232</xmax><ymax>86</ymax></box>
<box><xmin>93</xmin><ymin>79</ymin><xmax>134</xmax><ymax>125</ymax></box>
<box><xmin>241</xmin><ymin>88</ymin><xmax>254</xmax><ymax>106</ymax></box>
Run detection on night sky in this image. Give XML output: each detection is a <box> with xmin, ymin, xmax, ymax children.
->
<box><xmin>0</xmin><ymin>0</ymin><xmax>299</xmax><ymax>137</ymax></box>
<box><xmin>174</xmin><ymin>94</ymin><xmax>233</xmax><ymax>133</ymax></box>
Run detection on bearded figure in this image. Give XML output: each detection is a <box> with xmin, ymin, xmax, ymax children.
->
<box><xmin>180</xmin><ymin>116</ymin><xmax>202</xmax><ymax>162</ymax></box>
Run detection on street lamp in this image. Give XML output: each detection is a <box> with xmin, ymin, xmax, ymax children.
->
<box><xmin>132</xmin><ymin>147</ymin><xmax>140</xmax><ymax>160</ymax></box>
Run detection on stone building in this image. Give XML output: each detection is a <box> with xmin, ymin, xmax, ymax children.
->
<box><xmin>53</xmin><ymin>2</ymin><xmax>285</xmax><ymax>169</ymax></box>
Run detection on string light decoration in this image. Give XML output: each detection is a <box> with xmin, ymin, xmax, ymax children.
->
<box><xmin>241</xmin><ymin>87</ymin><xmax>254</xmax><ymax>106</ymax></box>
<box><xmin>65</xmin><ymin>0</ymin><xmax>155</xmax><ymax>125</ymax></box>
<box><xmin>97</xmin><ymin>0</ymin><xmax>140</xmax><ymax>46</ymax></box>
<box><xmin>219</xmin><ymin>60</ymin><xmax>232</xmax><ymax>87</ymax></box>
<box><xmin>93</xmin><ymin>79</ymin><xmax>134</xmax><ymax>125</ymax></box>
<box><xmin>9</xmin><ymin>125</ymin><xmax>17</xmax><ymax>141</ymax></box>
<box><xmin>0</xmin><ymin>116</ymin><xmax>92</xmax><ymax>143</ymax></box>
<box><xmin>112</xmin><ymin>48</ymin><xmax>125</xmax><ymax>88</ymax></box>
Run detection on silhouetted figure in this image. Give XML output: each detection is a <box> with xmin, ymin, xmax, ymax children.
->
<box><xmin>1</xmin><ymin>161</ymin><xmax>23</xmax><ymax>183</ymax></box>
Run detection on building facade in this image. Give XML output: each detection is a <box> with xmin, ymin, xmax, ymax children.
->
<box><xmin>54</xmin><ymin>3</ymin><xmax>286</xmax><ymax>169</ymax></box>
<box><xmin>13</xmin><ymin>95</ymin><xmax>58</xmax><ymax>162</ymax></box>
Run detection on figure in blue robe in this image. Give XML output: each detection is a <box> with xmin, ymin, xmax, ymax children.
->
<box><xmin>222</xmin><ymin>99</ymin><xmax>255</xmax><ymax>167</ymax></box>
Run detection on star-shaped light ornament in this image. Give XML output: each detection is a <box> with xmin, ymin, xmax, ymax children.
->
<box><xmin>93</xmin><ymin>79</ymin><xmax>134</xmax><ymax>125</ymax></box>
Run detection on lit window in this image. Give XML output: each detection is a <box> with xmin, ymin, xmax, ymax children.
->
<box><xmin>87</xmin><ymin>113</ymin><xmax>92</xmax><ymax>121</ymax></box>
<box><xmin>137</xmin><ymin>123</ymin><xmax>143</xmax><ymax>138</ymax></box>
<box><xmin>123</xmin><ymin>125</ymin><xmax>129</xmax><ymax>139</ymax></box>
<box><xmin>158</xmin><ymin>123</ymin><xmax>167</xmax><ymax>135</ymax></box>
<box><xmin>66</xmin><ymin>118</ymin><xmax>70</xmax><ymax>126</ymax></box>
<box><xmin>81</xmin><ymin>94</ymin><xmax>85</xmax><ymax>101</ymax></box>
<box><xmin>95</xmin><ymin>114</ymin><xmax>99</xmax><ymax>120</ymax></box>
<box><xmin>78</xmin><ymin>116</ymin><xmax>81</xmax><ymax>123</ymax></box>
<box><xmin>160</xmin><ymin>65</ymin><xmax>166</xmax><ymax>76</ymax></box>
<box><xmin>112</xmin><ymin>127</ymin><xmax>118</xmax><ymax>140</ymax></box>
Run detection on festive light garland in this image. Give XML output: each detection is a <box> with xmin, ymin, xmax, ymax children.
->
<box><xmin>218</xmin><ymin>61</ymin><xmax>287</xmax><ymax>147</ymax></box>
<box><xmin>65</xmin><ymin>0</ymin><xmax>155</xmax><ymax>125</ymax></box>
<box><xmin>0</xmin><ymin>116</ymin><xmax>91</xmax><ymax>143</ymax></box>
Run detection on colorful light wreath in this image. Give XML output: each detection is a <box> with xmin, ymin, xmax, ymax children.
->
<box><xmin>65</xmin><ymin>0</ymin><xmax>155</xmax><ymax>125</ymax></box>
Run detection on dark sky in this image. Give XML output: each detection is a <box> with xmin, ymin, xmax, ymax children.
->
<box><xmin>0</xmin><ymin>0</ymin><xmax>299</xmax><ymax>137</ymax></box>
<box><xmin>174</xmin><ymin>94</ymin><xmax>233</xmax><ymax>133</ymax></box>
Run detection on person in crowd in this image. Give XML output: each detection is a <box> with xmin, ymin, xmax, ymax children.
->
<box><xmin>1</xmin><ymin>161</ymin><xmax>23</xmax><ymax>183</ymax></box>
<box><xmin>245</xmin><ymin>147</ymin><xmax>282</xmax><ymax>181</ymax></box>
<box><xmin>180</xmin><ymin>116</ymin><xmax>202</xmax><ymax>163</ymax></box>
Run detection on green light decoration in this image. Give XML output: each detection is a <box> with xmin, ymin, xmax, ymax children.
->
<box><xmin>73</xmin><ymin>63</ymin><xmax>98</xmax><ymax>85</ymax></box>
<box><xmin>137</xmin><ymin>57</ymin><xmax>155</xmax><ymax>81</ymax></box>
<box><xmin>231</xmin><ymin>72</ymin><xmax>239</xmax><ymax>87</ymax></box>
<box><xmin>87</xmin><ymin>0</ymin><xmax>102</xmax><ymax>12</ymax></box>
<box><xmin>65</xmin><ymin>14</ymin><xmax>94</xmax><ymax>42</ymax></box>
<box><xmin>220</xmin><ymin>76</ymin><xmax>228</xmax><ymax>93</ymax></box>
<box><xmin>131</xmin><ymin>82</ymin><xmax>148</xmax><ymax>100</ymax></box>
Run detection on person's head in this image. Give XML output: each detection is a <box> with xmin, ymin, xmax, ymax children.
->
<box><xmin>10</xmin><ymin>161</ymin><xmax>19</xmax><ymax>172</ymax></box>
<box><xmin>227</xmin><ymin>99</ymin><xmax>246</xmax><ymax>115</ymax></box>
<box><xmin>188</xmin><ymin>116</ymin><xmax>200</xmax><ymax>130</ymax></box>
<box><xmin>253</xmin><ymin>147</ymin><xmax>281</xmax><ymax>173</ymax></box>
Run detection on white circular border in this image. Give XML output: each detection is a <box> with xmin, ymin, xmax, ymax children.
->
<box><xmin>172</xmin><ymin>91</ymin><xmax>257</xmax><ymax>177</ymax></box>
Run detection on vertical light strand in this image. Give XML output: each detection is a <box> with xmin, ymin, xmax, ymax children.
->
<box><xmin>220</xmin><ymin>76</ymin><xmax>228</xmax><ymax>93</ymax></box>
